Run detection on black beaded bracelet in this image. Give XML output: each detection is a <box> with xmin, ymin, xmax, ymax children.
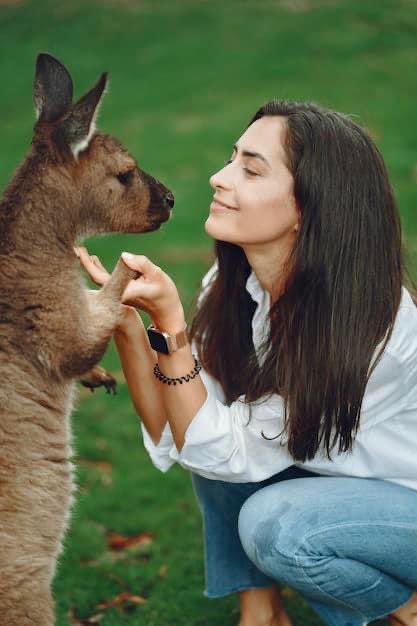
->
<box><xmin>153</xmin><ymin>355</ymin><xmax>202</xmax><ymax>385</ymax></box>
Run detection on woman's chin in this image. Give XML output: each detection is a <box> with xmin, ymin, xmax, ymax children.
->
<box><xmin>204</xmin><ymin>216</ymin><xmax>235</xmax><ymax>242</ymax></box>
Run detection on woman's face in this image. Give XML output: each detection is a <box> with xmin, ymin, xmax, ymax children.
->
<box><xmin>206</xmin><ymin>116</ymin><xmax>299</xmax><ymax>250</ymax></box>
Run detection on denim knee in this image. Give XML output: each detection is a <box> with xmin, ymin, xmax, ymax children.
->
<box><xmin>238</xmin><ymin>477</ymin><xmax>417</xmax><ymax>625</ymax></box>
<box><xmin>238</xmin><ymin>484</ymin><xmax>297</xmax><ymax>574</ymax></box>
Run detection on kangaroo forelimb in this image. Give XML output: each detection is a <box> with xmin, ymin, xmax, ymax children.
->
<box><xmin>58</xmin><ymin>260</ymin><xmax>137</xmax><ymax>379</ymax></box>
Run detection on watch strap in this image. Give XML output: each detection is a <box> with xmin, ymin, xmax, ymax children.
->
<box><xmin>147</xmin><ymin>324</ymin><xmax>188</xmax><ymax>354</ymax></box>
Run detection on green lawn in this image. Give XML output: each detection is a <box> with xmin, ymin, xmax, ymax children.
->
<box><xmin>1</xmin><ymin>0</ymin><xmax>417</xmax><ymax>623</ymax></box>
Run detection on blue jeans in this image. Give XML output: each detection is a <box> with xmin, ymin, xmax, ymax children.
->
<box><xmin>192</xmin><ymin>468</ymin><xmax>417</xmax><ymax>626</ymax></box>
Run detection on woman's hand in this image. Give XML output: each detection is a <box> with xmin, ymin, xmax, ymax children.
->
<box><xmin>75</xmin><ymin>247</ymin><xmax>185</xmax><ymax>334</ymax></box>
<box><xmin>119</xmin><ymin>252</ymin><xmax>185</xmax><ymax>333</ymax></box>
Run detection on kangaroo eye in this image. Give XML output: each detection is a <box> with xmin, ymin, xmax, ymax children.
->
<box><xmin>117</xmin><ymin>170</ymin><xmax>134</xmax><ymax>185</ymax></box>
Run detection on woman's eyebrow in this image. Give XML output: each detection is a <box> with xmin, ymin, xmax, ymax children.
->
<box><xmin>232</xmin><ymin>144</ymin><xmax>271</xmax><ymax>168</ymax></box>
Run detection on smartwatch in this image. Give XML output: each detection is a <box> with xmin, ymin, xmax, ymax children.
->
<box><xmin>147</xmin><ymin>324</ymin><xmax>188</xmax><ymax>355</ymax></box>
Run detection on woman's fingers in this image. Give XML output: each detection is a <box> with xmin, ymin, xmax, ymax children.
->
<box><xmin>119</xmin><ymin>252</ymin><xmax>171</xmax><ymax>308</ymax></box>
<box><xmin>122</xmin><ymin>274</ymin><xmax>156</xmax><ymax>303</ymax></box>
<box><xmin>118</xmin><ymin>252</ymin><xmax>183</xmax><ymax>326</ymax></box>
<box><xmin>75</xmin><ymin>246</ymin><xmax>110</xmax><ymax>286</ymax></box>
<box><xmin>121</xmin><ymin>252</ymin><xmax>158</xmax><ymax>277</ymax></box>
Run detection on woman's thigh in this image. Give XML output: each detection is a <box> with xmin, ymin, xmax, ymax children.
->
<box><xmin>191</xmin><ymin>465</ymin><xmax>315</xmax><ymax>519</ymax></box>
<box><xmin>238</xmin><ymin>477</ymin><xmax>417</xmax><ymax>598</ymax></box>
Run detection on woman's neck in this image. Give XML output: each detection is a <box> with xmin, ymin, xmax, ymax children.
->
<box><xmin>242</xmin><ymin>241</ymin><xmax>293</xmax><ymax>303</ymax></box>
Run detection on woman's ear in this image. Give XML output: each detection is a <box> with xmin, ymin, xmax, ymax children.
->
<box><xmin>293</xmin><ymin>207</ymin><xmax>301</xmax><ymax>233</ymax></box>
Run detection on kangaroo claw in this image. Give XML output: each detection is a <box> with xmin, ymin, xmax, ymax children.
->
<box><xmin>79</xmin><ymin>366</ymin><xmax>117</xmax><ymax>395</ymax></box>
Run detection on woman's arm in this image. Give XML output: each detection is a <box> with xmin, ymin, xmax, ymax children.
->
<box><xmin>113</xmin><ymin>307</ymin><xmax>168</xmax><ymax>445</ymax></box>
<box><xmin>155</xmin><ymin>338</ymin><xmax>208</xmax><ymax>451</ymax></box>
<box><xmin>117</xmin><ymin>252</ymin><xmax>208</xmax><ymax>451</ymax></box>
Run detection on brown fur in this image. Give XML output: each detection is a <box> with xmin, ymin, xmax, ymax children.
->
<box><xmin>0</xmin><ymin>54</ymin><xmax>173</xmax><ymax>625</ymax></box>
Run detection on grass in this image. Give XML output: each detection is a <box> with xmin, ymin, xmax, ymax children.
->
<box><xmin>1</xmin><ymin>0</ymin><xmax>417</xmax><ymax>623</ymax></box>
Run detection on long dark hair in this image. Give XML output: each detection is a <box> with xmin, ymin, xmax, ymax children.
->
<box><xmin>190</xmin><ymin>100</ymin><xmax>405</xmax><ymax>462</ymax></box>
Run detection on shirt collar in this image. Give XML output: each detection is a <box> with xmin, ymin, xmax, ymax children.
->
<box><xmin>245</xmin><ymin>270</ymin><xmax>270</xmax><ymax>307</ymax></box>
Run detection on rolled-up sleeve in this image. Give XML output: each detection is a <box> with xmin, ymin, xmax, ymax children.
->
<box><xmin>140</xmin><ymin>366</ymin><xmax>293</xmax><ymax>482</ymax></box>
<box><xmin>170</xmin><ymin>389</ymin><xmax>294</xmax><ymax>482</ymax></box>
<box><xmin>141</xmin><ymin>421</ymin><xmax>176</xmax><ymax>473</ymax></box>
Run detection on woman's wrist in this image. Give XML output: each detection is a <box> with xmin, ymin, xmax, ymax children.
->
<box><xmin>151</xmin><ymin>307</ymin><xmax>186</xmax><ymax>335</ymax></box>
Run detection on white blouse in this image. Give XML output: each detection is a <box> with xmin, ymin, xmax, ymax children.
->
<box><xmin>141</xmin><ymin>265</ymin><xmax>417</xmax><ymax>490</ymax></box>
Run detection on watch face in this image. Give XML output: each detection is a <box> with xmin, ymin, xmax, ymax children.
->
<box><xmin>147</xmin><ymin>328</ymin><xmax>170</xmax><ymax>355</ymax></box>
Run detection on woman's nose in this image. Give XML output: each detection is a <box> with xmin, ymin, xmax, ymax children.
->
<box><xmin>209</xmin><ymin>164</ymin><xmax>232</xmax><ymax>191</ymax></box>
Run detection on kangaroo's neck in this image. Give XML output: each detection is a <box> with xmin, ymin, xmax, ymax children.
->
<box><xmin>1</xmin><ymin>147</ymin><xmax>92</xmax><ymax>254</ymax></box>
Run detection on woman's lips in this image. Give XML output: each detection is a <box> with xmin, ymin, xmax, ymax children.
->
<box><xmin>210</xmin><ymin>198</ymin><xmax>237</xmax><ymax>211</ymax></box>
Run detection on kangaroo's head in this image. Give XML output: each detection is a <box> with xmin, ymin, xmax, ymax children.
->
<box><xmin>31</xmin><ymin>53</ymin><xmax>174</xmax><ymax>238</ymax></box>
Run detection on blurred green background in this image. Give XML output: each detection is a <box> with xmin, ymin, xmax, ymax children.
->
<box><xmin>1</xmin><ymin>0</ymin><xmax>416</xmax><ymax>624</ymax></box>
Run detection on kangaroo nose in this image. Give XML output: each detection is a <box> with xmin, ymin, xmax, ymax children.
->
<box><xmin>164</xmin><ymin>191</ymin><xmax>175</xmax><ymax>209</ymax></box>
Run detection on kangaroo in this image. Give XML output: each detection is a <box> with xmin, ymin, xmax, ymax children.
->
<box><xmin>0</xmin><ymin>53</ymin><xmax>174</xmax><ymax>626</ymax></box>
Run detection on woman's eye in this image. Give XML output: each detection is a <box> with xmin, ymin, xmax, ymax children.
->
<box><xmin>117</xmin><ymin>170</ymin><xmax>134</xmax><ymax>185</ymax></box>
<box><xmin>225</xmin><ymin>159</ymin><xmax>233</xmax><ymax>165</ymax></box>
<box><xmin>243</xmin><ymin>167</ymin><xmax>258</xmax><ymax>177</ymax></box>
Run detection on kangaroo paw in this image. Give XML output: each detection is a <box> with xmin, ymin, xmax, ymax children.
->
<box><xmin>79</xmin><ymin>366</ymin><xmax>117</xmax><ymax>395</ymax></box>
<box><xmin>101</xmin><ymin>257</ymin><xmax>139</xmax><ymax>301</ymax></box>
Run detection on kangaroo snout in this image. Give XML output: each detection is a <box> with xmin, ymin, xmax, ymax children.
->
<box><xmin>142</xmin><ymin>172</ymin><xmax>175</xmax><ymax>231</ymax></box>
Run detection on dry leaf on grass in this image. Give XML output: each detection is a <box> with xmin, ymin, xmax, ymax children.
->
<box><xmin>78</xmin><ymin>459</ymin><xmax>113</xmax><ymax>487</ymax></box>
<box><xmin>158</xmin><ymin>564</ymin><xmax>168</xmax><ymax>577</ymax></box>
<box><xmin>79</xmin><ymin>459</ymin><xmax>112</xmax><ymax>473</ymax></box>
<box><xmin>69</xmin><ymin>593</ymin><xmax>146</xmax><ymax>623</ymax></box>
<box><xmin>107</xmin><ymin>531</ymin><xmax>154</xmax><ymax>551</ymax></box>
<box><xmin>96</xmin><ymin>592</ymin><xmax>147</xmax><ymax>610</ymax></box>
<box><xmin>68</xmin><ymin>608</ymin><xmax>105</xmax><ymax>625</ymax></box>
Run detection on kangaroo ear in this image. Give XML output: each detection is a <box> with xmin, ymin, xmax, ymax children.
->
<box><xmin>60</xmin><ymin>73</ymin><xmax>108</xmax><ymax>158</ymax></box>
<box><xmin>33</xmin><ymin>53</ymin><xmax>73</xmax><ymax>122</ymax></box>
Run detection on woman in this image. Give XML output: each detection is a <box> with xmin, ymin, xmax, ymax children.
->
<box><xmin>77</xmin><ymin>101</ymin><xmax>417</xmax><ymax>626</ymax></box>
